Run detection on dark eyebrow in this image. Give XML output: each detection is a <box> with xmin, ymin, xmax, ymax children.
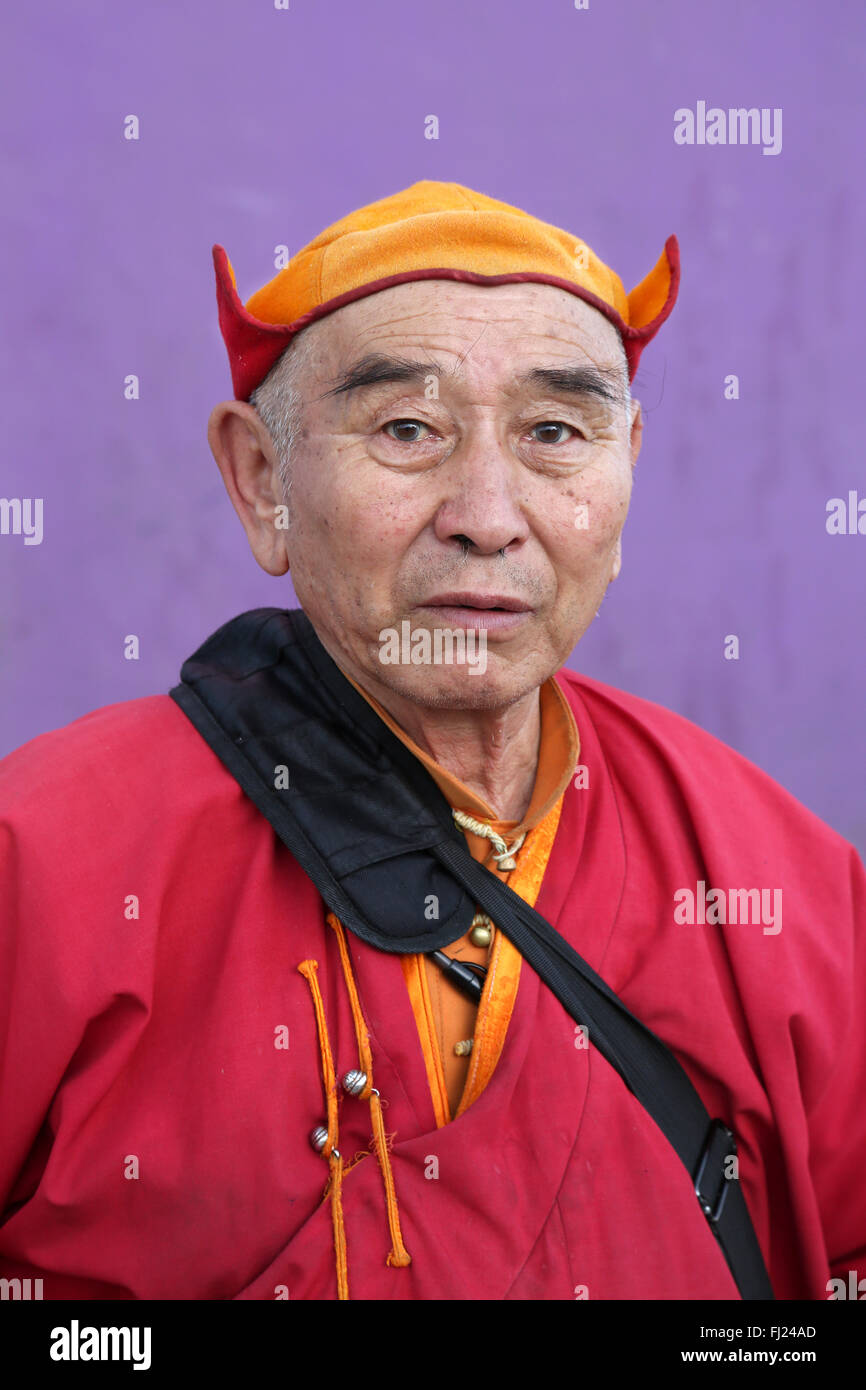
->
<box><xmin>319</xmin><ymin>354</ymin><xmax>442</xmax><ymax>399</ymax></box>
<box><xmin>318</xmin><ymin>353</ymin><xmax>628</xmax><ymax>409</ymax></box>
<box><xmin>521</xmin><ymin>363</ymin><xmax>628</xmax><ymax>410</ymax></box>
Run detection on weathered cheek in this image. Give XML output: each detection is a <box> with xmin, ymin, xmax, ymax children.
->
<box><xmin>593</xmin><ymin>490</ymin><xmax>630</xmax><ymax>542</ymax></box>
<box><xmin>350</xmin><ymin>494</ymin><xmax>421</xmax><ymax>567</ymax></box>
<box><xmin>311</xmin><ymin>491</ymin><xmax>422</xmax><ymax>586</ymax></box>
<box><xmin>556</xmin><ymin>480</ymin><xmax>629</xmax><ymax>556</ymax></box>
<box><xmin>300</xmin><ymin>440</ymin><xmax>415</xmax><ymax>546</ymax></box>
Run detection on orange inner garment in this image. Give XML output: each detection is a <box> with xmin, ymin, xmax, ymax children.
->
<box><xmin>343</xmin><ymin>670</ymin><xmax>579</xmax><ymax>1120</ymax></box>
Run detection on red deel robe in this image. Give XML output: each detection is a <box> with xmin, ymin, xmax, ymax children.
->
<box><xmin>0</xmin><ymin>670</ymin><xmax>864</xmax><ymax>1300</ymax></box>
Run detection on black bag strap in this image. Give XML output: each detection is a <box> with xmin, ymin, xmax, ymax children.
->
<box><xmin>169</xmin><ymin>607</ymin><xmax>774</xmax><ymax>1300</ymax></box>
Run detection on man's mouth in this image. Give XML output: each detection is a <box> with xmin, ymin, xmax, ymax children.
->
<box><xmin>413</xmin><ymin>593</ymin><xmax>534</xmax><ymax>633</ymax></box>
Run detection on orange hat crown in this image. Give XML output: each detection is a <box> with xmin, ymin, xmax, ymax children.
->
<box><xmin>213</xmin><ymin>180</ymin><xmax>679</xmax><ymax>400</ymax></box>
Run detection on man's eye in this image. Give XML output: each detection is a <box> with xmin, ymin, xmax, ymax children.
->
<box><xmin>531</xmin><ymin>421</ymin><xmax>578</xmax><ymax>444</ymax></box>
<box><xmin>383</xmin><ymin>419</ymin><xmax>432</xmax><ymax>443</ymax></box>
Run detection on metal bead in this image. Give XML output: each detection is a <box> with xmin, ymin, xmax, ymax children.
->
<box><xmin>309</xmin><ymin>1125</ymin><xmax>329</xmax><ymax>1153</ymax></box>
<box><xmin>469</xmin><ymin>912</ymin><xmax>493</xmax><ymax>948</ymax></box>
<box><xmin>341</xmin><ymin>1069</ymin><xmax>368</xmax><ymax>1096</ymax></box>
<box><xmin>454</xmin><ymin>1039</ymin><xmax>473</xmax><ymax>1057</ymax></box>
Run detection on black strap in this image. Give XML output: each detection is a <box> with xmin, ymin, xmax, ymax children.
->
<box><xmin>169</xmin><ymin>606</ymin><xmax>773</xmax><ymax>1300</ymax></box>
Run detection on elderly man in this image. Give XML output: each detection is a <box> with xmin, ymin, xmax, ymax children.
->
<box><xmin>0</xmin><ymin>181</ymin><xmax>864</xmax><ymax>1303</ymax></box>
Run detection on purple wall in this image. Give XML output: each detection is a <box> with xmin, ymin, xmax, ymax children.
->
<box><xmin>2</xmin><ymin>0</ymin><xmax>863</xmax><ymax>853</ymax></box>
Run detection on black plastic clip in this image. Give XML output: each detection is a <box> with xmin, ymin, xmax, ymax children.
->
<box><xmin>427</xmin><ymin>950</ymin><xmax>487</xmax><ymax>1003</ymax></box>
<box><xmin>694</xmin><ymin>1118</ymin><xmax>737</xmax><ymax>1228</ymax></box>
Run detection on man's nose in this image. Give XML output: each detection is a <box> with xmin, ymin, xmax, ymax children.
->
<box><xmin>432</xmin><ymin>435</ymin><xmax>531</xmax><ymax>557</ymax></box>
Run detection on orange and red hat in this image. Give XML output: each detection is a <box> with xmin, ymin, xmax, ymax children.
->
<box><xmin>213</xmin><ymin>180</ymin><xmax>679</xmax><ymax>401</ymax></box>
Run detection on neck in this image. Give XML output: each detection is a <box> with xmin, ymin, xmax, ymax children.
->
<box><xmin>372</xmin><ymin>687</ymin><xmax>542</xmax><ymax>823</ymax></box>
<box><xmin>320</xmin><ymin>638</ymin><xmax>541</xmax><ymax>822</ymax></box>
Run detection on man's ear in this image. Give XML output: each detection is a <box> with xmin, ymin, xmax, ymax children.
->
<box><xmin>609</xmin><ymin>533</ymin><xmax>623</xmax><ymax>583</ymax></box>
<box><xmin>629</xmin><ymin>397</ymin><xmax>643</xmax><ymax>470</ymax></box>
<box><xmin>207</xmin><ymin>401</ymin><xmax>289</xmax><ymax>576</ymax></box>
<box><xmin>609</xmin><ymin>397</ymin><xmax>642</xmax><ymax>585</ymax></box>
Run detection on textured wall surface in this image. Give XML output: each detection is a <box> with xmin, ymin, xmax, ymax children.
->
<box><xmin>1</xmin><ymin>0</ymin><xmax>863</xmax><ymax>852</ymax></box>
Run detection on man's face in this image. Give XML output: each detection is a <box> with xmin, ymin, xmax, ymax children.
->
<box><xmin>265</xmin><ymin>279</ymin><xmax>639</xmax><ymax>709</ymax></box>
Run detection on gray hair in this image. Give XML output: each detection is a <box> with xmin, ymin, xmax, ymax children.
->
<box><xmin>248</xmin><ymin>328</ymin><xmax>315</xmax><ymax>499</ymax></box>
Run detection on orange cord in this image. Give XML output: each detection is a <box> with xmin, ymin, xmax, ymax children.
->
<box><xmin>329</xmin><ymin>914</ymin><xmax>374</xmax><ymax>1090</ymax></box>
<box><xmin>298</xmin><ymin>959</ymin><xmax>349</xmax><ymax>1300</ymax></box>
<box><xmin>327</xmin><ymin>914</ymin><xmax>412</xmax><ymax>1269</ymax></box>
<box><xmin>370</xmin><ymin>1088</ymin><xmax>411</xmax><ymax>1267</ymax></box>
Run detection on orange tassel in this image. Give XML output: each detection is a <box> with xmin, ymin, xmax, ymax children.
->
<box><xmin>370</xmin><ymin>1089</ymin><xmax>412</xmax><ymax>1268</ymax></box>
<box><xmin>298</xmin><ymin>959</ymin><xmax>349</xmax><ymax>1300</ymax></box>
<box><xmin>327</xmin><ymin>915</ymin><xmax>412</xmax><ymax>1270</ymax></box>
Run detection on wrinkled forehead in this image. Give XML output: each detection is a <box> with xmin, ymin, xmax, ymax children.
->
<box><xmin>303</xmin><ymin>277</ymin><xmax>628</xmax><ymax>383</ymax></box>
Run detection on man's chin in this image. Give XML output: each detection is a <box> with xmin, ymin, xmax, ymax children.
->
<box><xmin>367</xmin><ymin>657</ymin><xmax>545</xmax><ymax>713</ymax></box>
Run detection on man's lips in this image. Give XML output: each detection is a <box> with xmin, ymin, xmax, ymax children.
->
<box><xmin>412</xmin><ymin>593</ymin><xmax>534</xmax><ymax>633</ymax></box>
<box><xmin>421</xmin><ymin>593</ymin><xmax>532</xmax><ymax>612</ymax></box>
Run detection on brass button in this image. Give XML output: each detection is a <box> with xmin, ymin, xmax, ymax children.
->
<box><xmin>469</xmin><ymin>911</ymin><xmax>493</xmax><ymax>948</ymax></box>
